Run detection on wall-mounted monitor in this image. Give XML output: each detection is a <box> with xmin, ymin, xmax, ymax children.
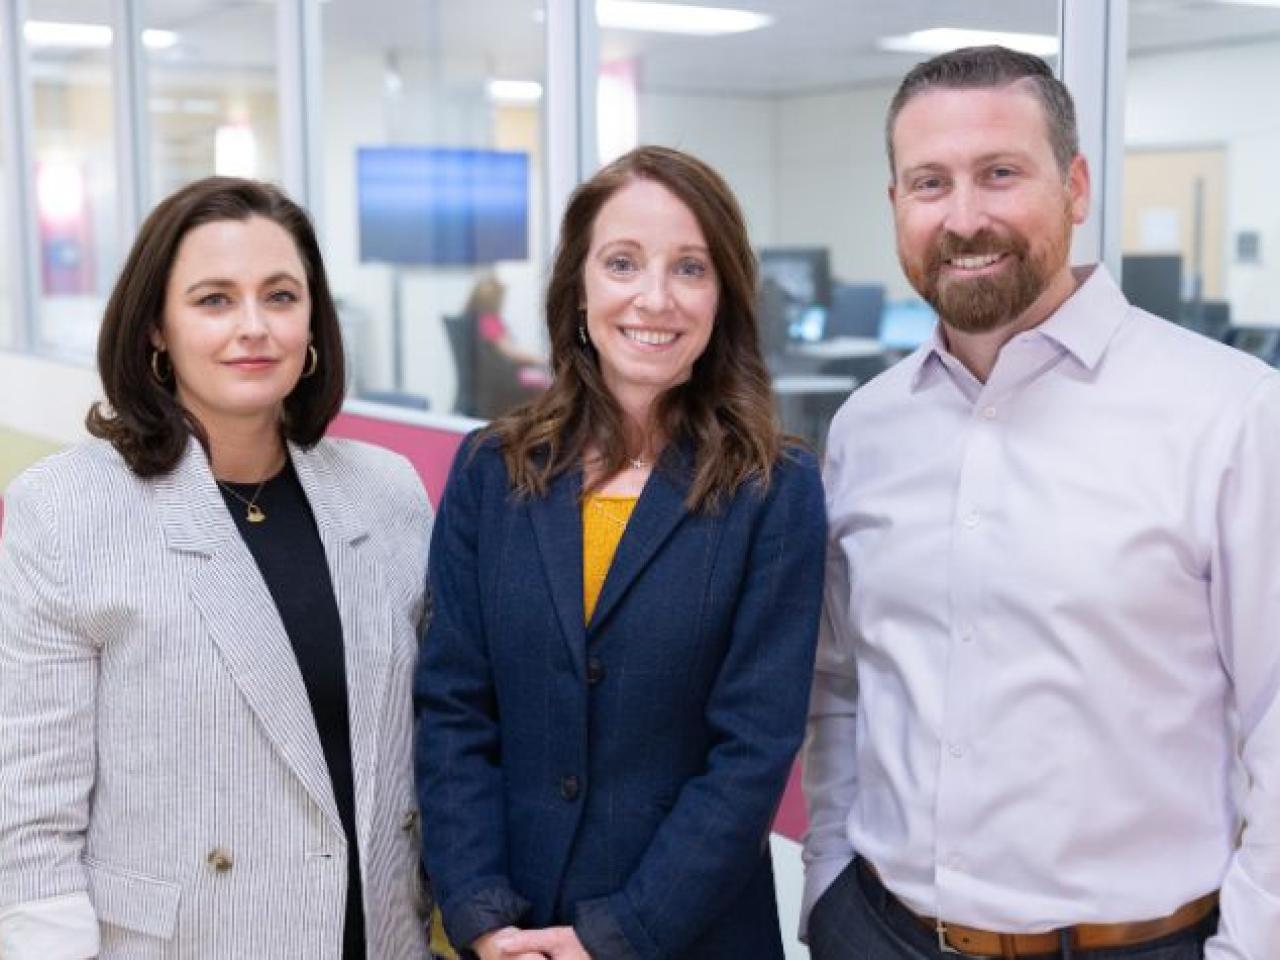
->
<box><xmin>357</xmin><ymin>146</ymin><xmax>529</xmax><ymax>266</ymax></box>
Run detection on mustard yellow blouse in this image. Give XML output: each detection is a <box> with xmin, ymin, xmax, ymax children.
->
<box><xmin>582</xmin><ymin>494</ymin><xmax>639</xmax><ymax>622</ymax></box>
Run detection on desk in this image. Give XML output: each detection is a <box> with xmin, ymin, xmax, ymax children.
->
<box><xmin>788</xmin><ymin>336</ymin><xmax>884</xmax><ymax>361</ymax></box>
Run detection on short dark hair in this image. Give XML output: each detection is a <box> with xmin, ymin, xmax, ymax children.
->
<box><xmin>886</xmin><ymin>45</ymin><xmax>1079</xmax><ymax>176</ymax></box>
<box><xmin>86</xmin><ymin>177</ymin><xmax>345</xmax><ymax>477</ymax></box>
<box><xmin>486</xmin><ymin>145</ymin><xmax>784</xmax><ymax>513</ymax></box>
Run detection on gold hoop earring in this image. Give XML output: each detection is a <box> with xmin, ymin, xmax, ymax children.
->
<box><xmin>150</xmin><ymin>348</ymin><xmax>172</xmax><ymax>383</ymax></box>
<box><xmin>303</xmin><ymin>344</ymin><xmax>319</xmax><ymax>378</ymax></box>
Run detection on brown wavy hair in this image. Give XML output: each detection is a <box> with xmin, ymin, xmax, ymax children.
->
<box><xmin>86</xmin><ymin>177</ymin><xmax>345</xmax><ymax>478</ymax></box>
<box><xmin>485</xmin><ymin>145</ymin><xmax>785</xmax><ymax>512</ymax></box>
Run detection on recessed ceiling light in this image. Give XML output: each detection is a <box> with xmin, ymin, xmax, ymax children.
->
<box><xmin>143</xmin><ymin>29</ymin><xmax>178</xmax><ymax>50</ymax></box>
<box><xmin>23</xmin><ymin>20</ymin><xmax>178</xmax><ymax>51</ymax></box>
<box><xmin>487</xmin><ymin>79</ymin><xmax>544</xmax><ymax>104</ymax></box>
<box><xmin>1214</xmin><ymin>0</ymin><xmax>1280</xmax><ymax>7</ymax></box>
<box><xmin>878</xmin><ymin>27</ymin><xmax>1059</xmax><ymax>58</ymax></box>
<box><xmin>597</xmin><ymin>1</ymin><xmax>773</xmax><ymax>36</ymax></box>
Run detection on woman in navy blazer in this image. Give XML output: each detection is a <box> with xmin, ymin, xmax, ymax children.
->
<box><xmin>415</xmin><ymin>146</ymin><xmax>826</xmax><ymax>960</ymax></box>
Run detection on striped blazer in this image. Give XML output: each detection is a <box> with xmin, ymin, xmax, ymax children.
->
<box><xmin>0</xmin><ymin>436</ymin><xmax>432</xmax><ymax>959</ymax></box>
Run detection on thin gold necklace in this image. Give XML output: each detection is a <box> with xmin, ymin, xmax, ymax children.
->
<box><xmin>218</xmin><ymin>478</ymin><xmax>269</xmax><ymax>523</ymax></box>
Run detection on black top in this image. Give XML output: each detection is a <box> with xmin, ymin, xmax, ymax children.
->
<box><xmin>220</xmin><ymin>460</ymin><xmax>365</xmax><ymax>960</ymax></box>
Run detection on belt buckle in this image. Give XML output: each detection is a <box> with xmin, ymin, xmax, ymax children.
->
<box><xmin>935</xmin><ymin>918</ymin><xmax>962</xmax><ymax>955</ymax></box>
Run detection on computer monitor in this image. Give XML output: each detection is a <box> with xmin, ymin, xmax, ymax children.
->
<box><xmin>758</xmin><ymin>248</ymin><xmax>832</xmax><ymax>344</ymax></box>
<box><xmin>827</xmin><ymin>282</ymin><xmax>886</xmax><ymax>339</ymax></box>
<box><xmin>1121</xmin><ymin>254</ymin><xmax>1182</xmax><ymax>322</ymax></box>
<box><xmin>878</xmin><ymin>300</ymin><xmax>937</xmax><ymax>351</ymax></box>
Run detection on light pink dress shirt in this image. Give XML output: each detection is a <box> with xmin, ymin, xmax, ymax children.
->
<box><xmin>803</xmin><ymin>265</ymin><xmax>1280</xmax><ymax>959</ymax></box>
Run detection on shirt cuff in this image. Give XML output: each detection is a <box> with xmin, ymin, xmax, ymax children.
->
<box><xmin>799</xmin><ymin>853</ymin><xmax>855</xmax><ymax>942</ymax></box>
<box><xmin>0</xmin><ymin>892</ymin><xmax>99</xmax><ymax>960</ymax></box>
<box><xmin>442</xmin><ymin>882</ymin><xmax>531</xmax><ymax>952</ymax></box>
<box><xmin>574</xmin><ymin>895</ymin><xmax>648</xmax><ymax>960</ymax></box>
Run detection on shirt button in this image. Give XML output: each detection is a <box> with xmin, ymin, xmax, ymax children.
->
<box><xmin>959</xmin><ymin>625</ymin><xmax>974</xmax><ymax>643</ymax></box>
<box><xmin>206</xmin><ymin>847</ymin><xmax>234</xmax><ymax>873</ymax></box>
<box><xmin>948</xmin><ymin>741</ymin><xmax>965</xmax><ymax>759</ymax></box>
<box><xmin>982</xmin><ymin>405</ymin><xmax>998</xmax><ymax>420</ymax></box>
<box><xmin>945</xmin><ymin>852</ymin><xmax>965</xmax><ymax>871</ymax></box>
<box><xmin>586</xmin><ymin>657</ymin><xmax>606</xmax><ymax>685</ymax></box>
<box><xmin>560</xmin><ymin>774</ymin><xmax>581</xmax><ymax>801</ymax></box>
<box><xmin>962</xmin><ymin>510</ymin><xmax>981</xmax><ymax>529</ymax></box>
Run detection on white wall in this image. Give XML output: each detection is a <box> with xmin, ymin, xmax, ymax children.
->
<box><xmin>0</xmin><ymin>352</ymin><xmax>100</xmax><ymax>443</ymax></box>
<box><xmin>638</xmin><ymin>91</ymin><xmax>779</xmax><ymax>245</ymax></box>
<box><xmin>1127</xmin><ymin>41</ymin><xmax>1280</xmax><ymax>326</ymax></box>
<box><xmin>639</xmin><ymin>84</ymin><xmax>909</xmax><ymax>297</ymax></box>
<box><xmin>774</xmin><ymin>82</ymin><xmax>907</xmax><ymax>296</ymax></box>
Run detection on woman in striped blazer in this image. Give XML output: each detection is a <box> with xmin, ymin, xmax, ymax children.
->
<box><xmin>0</xmin><ymin>178</ymin><xmax>432</xmax><ymax>959</ymax></box>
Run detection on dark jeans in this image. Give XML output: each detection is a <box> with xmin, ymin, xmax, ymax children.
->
<box><xmin>808</xmin><ymin>858</ymin><xmax>1217</xmax><ymax>960</ymax></box>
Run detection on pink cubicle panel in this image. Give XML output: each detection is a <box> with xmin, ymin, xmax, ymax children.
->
<box><xmin>328</xmin><ymin>411</ymin><xmax>468</xmax><ymax>506</ymax></box>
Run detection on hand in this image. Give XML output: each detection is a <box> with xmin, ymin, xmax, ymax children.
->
<box><xmin>471</xmin><ymin>926</ymin><xmax>549</xmax><ymax>960</ymax></box>
<box><xmin>496</xmin><ymin>926</ymin><xmax>592</xmax><ymax>959</ymax></box>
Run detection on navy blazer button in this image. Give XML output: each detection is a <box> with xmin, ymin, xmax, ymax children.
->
<box><xmin>206</xmin><ymin>847</ymin><xmax>234</xmax><ymax>872</ymax></box>
<box><xmin>586</xmin><ymin>657</ymin><xmax>605</xmax><ymax>685</ymax></box>
<box><xmin>560</xmin><ymin>775</ymin><xmax>581</xmax><ymax>801</ymax></box>
<box><xmin>401</xmin><ymin>810</ymin><xmax>420</xmax><ymax>833</ymax></box>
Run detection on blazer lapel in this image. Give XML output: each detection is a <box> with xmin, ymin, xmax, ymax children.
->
<box><xmin>153</xmin><ymin>439</ymin><xmax>342</xmax><ymax>834</ymax></box>
<box><xmin>528</xmin><ymin>468</ymin><xmax>587</xmax><ymax>682</ymax></box>
<box><xmin>290</xmin><ymin>443</ymin><xmax>389</xmax><ymax>864</ymax></box>
<box><xmin>587</xmin><ymin>444</ymin><xmax>693</xmax><ymax>634</ymax></box>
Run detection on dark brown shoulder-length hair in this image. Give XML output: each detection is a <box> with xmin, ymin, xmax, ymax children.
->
<box><xmin>86</xmin><ymin>176</ymin><xmax>345</xmax><ymax>478</ymax></box>
<box><xmin>485</xmin><ymin>145</ymin><xmax>786</xmax><ymax>513</ymax></box>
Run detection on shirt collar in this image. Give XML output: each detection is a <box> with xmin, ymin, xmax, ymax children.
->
<box><xmin>1035</xmin><ymin>264</ymin><xmax>1128</xmax><ymax>371</ymax></box>
<box><xmin>907</xmin><ymin>263</ymin><xmax>1129</xmax><ymax>392</ymax></box>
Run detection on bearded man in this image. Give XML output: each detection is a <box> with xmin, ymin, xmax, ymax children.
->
<box><xmin>802</xmin><ymin>45</ymin><xmax>1280</xmax><ymax>960</ymax></box>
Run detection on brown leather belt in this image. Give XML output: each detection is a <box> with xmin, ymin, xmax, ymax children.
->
<box><xmin>865</xmin><ymin>862</ymin><xmax>1218</xmax><ymax>957</ymax></box>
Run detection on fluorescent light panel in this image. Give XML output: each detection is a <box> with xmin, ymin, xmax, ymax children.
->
<box><xmin>597</xmin><ymin>0</ymin><xmax>773</xmax><ymax>36</ymax></box>
<box><xmin>24</xmin><ymin>20</ymin><xmax>177</xmax><ymax>51</ymax></box>
<box><xmin>487</xmin><ymin>79</ymin><xmax>544</xmax><ymax>104</ymax></box>
<box><xmin>878</xmin><ymin>27</ymin><xmax>1059</xmax><ymax>58</ymax></box>
<box><xmin>1215</xmin><ymin>0</ymin><xmax>1280</xmax><ymax>7</ymax></box>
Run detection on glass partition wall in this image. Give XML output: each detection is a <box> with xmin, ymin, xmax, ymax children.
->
<box><xmin>1</xmin><ymin>0</ymin><xmax>1183</xmax><ymax>443</ymax></box>
<box><xmin>1124</xmin><ymin>0</ymin><xmax>1280</xmax><ymax>368</ymax></box>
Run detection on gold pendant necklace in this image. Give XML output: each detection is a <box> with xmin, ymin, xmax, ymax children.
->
<box><xmin>218</xmin><ymin>479</ymin><xmax>268</xmax><ymax>523</ymax></box>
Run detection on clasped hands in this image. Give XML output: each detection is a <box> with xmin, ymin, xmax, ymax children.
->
<box><xmin>473</xmin><ymin>924</ymin><xmax>591</xmax><ymax>960</ymax></box>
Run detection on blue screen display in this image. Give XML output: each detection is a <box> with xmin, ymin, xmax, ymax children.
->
<box><xmin>358</xmin><ymin>147</ymin><xmax>529</xmax><ymax>266</ymax></box>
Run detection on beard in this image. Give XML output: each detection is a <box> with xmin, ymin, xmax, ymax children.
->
<box><xmin>902</xmin><ymin>219</ymin><xmax>1070</xmax><ymax>334</ymax></box>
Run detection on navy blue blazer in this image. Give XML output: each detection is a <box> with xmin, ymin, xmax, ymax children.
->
<box><xmin>414</xmin><ymin>435</ymin><xmax>826</xmax><ymax>960</ymax></box>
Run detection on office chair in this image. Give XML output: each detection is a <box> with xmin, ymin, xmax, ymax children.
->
<box><xmin>443</xmin><ymin>313</ymin><xmax>478</xmax><ymax>416</ymax></box>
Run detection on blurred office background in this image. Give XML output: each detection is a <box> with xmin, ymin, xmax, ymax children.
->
<box><xmin>4</xmin><ymin>3</ymin><xmax>1280</xmax><ymax>954</ymax></box>
<box><xmin>3</xmin><ymin>0</ymin><xmax>1280</xmax><ymax>462</ymax></box>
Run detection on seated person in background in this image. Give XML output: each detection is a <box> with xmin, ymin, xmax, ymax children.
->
<box><xmin>465</xmin><ymin>276</ymin><xmax>551</xmax><ymax>418</ymax></box>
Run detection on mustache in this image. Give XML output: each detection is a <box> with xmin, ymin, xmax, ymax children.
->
<box><xmin>931</xmin><ymin>229</ymin><xmax>1027</xmax><ymax>264</ymax></box>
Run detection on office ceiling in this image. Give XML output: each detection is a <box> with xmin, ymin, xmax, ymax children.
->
<box><xmin>25</xmin><ymin>0</ymin><xmax>1280</xmax><ymax>96</ymax></box>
